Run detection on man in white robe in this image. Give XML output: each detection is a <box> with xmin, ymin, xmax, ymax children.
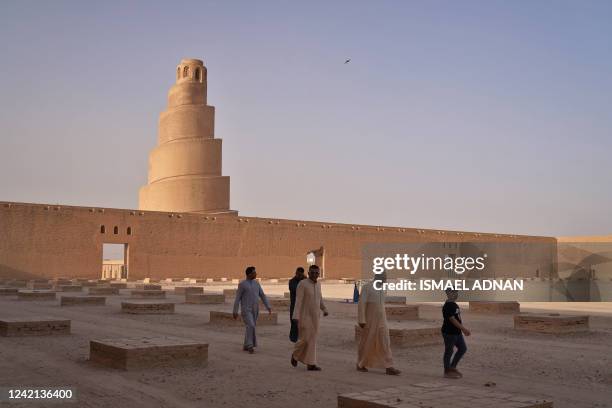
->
<box><xmin>291</xmin><ymin>264</ymin><xmax>328</xmax><ymax>371</ymax></box>
<box><xmin>356</xmin><ymin>272</ymin><xmax>401</xmax><ymax>375</ymax></box>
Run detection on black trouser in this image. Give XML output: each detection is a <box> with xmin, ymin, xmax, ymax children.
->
<box><xmin>442</xmin><ymin>333</ymin><xmax>467</xmax><ymax>369</ymax></box>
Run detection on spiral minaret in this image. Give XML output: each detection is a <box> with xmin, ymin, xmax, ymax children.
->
<box><xmin>139</xmin><ymin>59</ymin><xmax>237</xmax><ymax>215</ymax></box>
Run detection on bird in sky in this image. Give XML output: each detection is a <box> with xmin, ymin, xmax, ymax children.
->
<box><xmin>344</xmin><ymin>58</ymin><xmax>351</xmax><ymax>64</ymax></box>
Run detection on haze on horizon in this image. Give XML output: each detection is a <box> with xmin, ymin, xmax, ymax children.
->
<box><xmin>1</xmin><ymin>1</ymin><xmax>611</xmax><ymax>238</ymax></box>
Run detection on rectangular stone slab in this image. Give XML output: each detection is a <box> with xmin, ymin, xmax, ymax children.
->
<box><xmin>58</xmin><ymin>285</ymin><xmax>83</xmax><ymax>292</ymax></box>
<box><xmin>88</xmin><ymin>287</ymin><xmax>120</xmax><ymax>295</ymax></box>
<box><xmin>355</xmin><ymin>323</ymin><xmax>442</xmax><ymax>347</ymax></box>
<box><xmin>28</xmin><ymin>282</ymin><xmax>53</xmax><ymax>290</ymax></box>
<box><xmin>121</xmin><ymin>301</ymin><xmax>175</xmax><ymax>314</ymax></box>
<box><xmin>131</xmin><ymin>290</ymin><xmax>166</xmax><ymax>299</ymax></box>
<box><xmin>338</xmin><ymin>382</ymin><xmax>553</xmax><ymax>408</ymax></box>
<box><xmin>384</xmin><ymin>296</ymin><xmax>406</xmax><ymax>304</ymax></box>
<box><xmin>175</xmin><ymin>286</ymin><xmax>204</xmax><ymax>295</ymax></box>
<box><xmin>89</xmin><ymin>337</ymin><xmax>208</xmax><ymax>370</ymax></box>
<box><xmin>185</xmin><ymin>294</ymin><xmax>225</xmax><ymax>304</ymax></box>
<box><xmin>61</xmin><ymin>296</ymin><xmax>106</xmax><ymax>306</ymax></box>
<box><xmin>260</xmin><ymin>298</ymin><xmax>290</xmax><ymax>311</ymax></box>
<box><xmin>209</xmin><ymin>311</ymin><xmax>277</xmax><ymax>325</ymax></box>
<box><xmin>135</xmin><ymin>284</ymin><xmax>162</xmax><ymax>291</ymax></box>
<box><xmin>0</xmin><ymin>317</ymin><xmax>71</xmax><ymax>337</ymax></box>
<box><xmin>514</xmin><ymin>313</ymin><xmax>589</xmax><ymax>333</ymax></box>
<box><xmin>284</xmin><ymin>292</ymin><xmax>290</xmax><ymax>298</ymax></box>
<box><xmin>223</xmin><ymin>288</ymin><xmax>237</xmax><ymax>298</ymax></box>
<box><xmin>0</xmin><ymin>288</ymin><xmax>19</xmax><ymax>296</ymax></box>
<box><xmin>17</xmin><ymin>290</ymin><xmax>57</xmax><ymax>301</ymax></box>
<box><xmin>385</xmin><ymin>305</ymin><xmax>419</xmax><ymax>320</ymax></box>
<box><xmin>469</xmin><ymin>301</ymin><xmax>520</xmax><ymax>314</ymax></box>
<box><xmin>110</xmin><ymin>283</ymin><xmax>128</xmax><ymax>289</ymax></box>
<box><xmin>8</xmin><ymin>280</ymin><xmax>28</xmax><ymax>288</ymax></box>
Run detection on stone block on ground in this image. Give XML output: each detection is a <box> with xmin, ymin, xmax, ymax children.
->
<box><xmin>121</xmin><ymin>301</ymin><xmax>175</xmax><ymax>314</ymax></box>
<box><xmin>514</xmin><ymin>313</ymin><xmax>589</xmax><ymax>333</ymax></box>
<box><xmin>209</xmin><ymin>311</ymin><xmax>278</xmax><ymax>326</ymax></box>
<box><xmin>28</xmin><ymin>282</ymin><xmax>53</xmax><ymax>290</ymax></box>
<box><xmin>61</xmin><ymin>296</ymin><xmax>106</xmax><ymax>306</ymax></box>
<box><xmin>222</xmin><ymin>288</ymin><xmax>237</xmax><ymax>298</ymax></box>
<box><xmin>355</xmin><ymin>322</ymin><xmax>442</xmax><ymax>347</ymax></box>
<box><xmin>0</xmin><ymin>317</ymin><xmax>71</xmax><ymax>336</ymax></box>
<box><xmin>135</xmin><ymin>284</ymin><xmax>162</xmax><ymax>291</ymax></box>
<box><xmin>58</xmin><ymin>285</ymin><xmax>83</xmax><ymax>292</ymax></box>
<box><xmin>88</xmin><ymin>287</ymin><xmax>120</xmax><ymax>295</ymax></box>
<box><xmin>337</xmin><ymin>382</ymin><xmax>553</xmax><ymax>408</ymax></box>
<box><xmin>469</xmin><ymin>301</ymin><xmax>520</xmax><ymax>314</ymax></box>
<box><xmin>0</xmin><ymin>288</ymin><xmax>19</xmax><ymax>296</ymax></box>
<box><xmin>110</xmin><ymin>283</ymin><xmax>128</xmax><ymax>289</ymax></box>
<box><xmin>17</xmin><ymin>290</ymin><xmax>56</xmax><ymax>301</ymax></box>
<box><xmin>175</xmin><ymin>286</ymin><xmax>204</xmax><ymax>295</ymax></box>
<box><xmin>8</xmin><ymin>280</ymin><xmax>28</xmax><ymax>288</ymax></box>
<box><xmin>131</xmin><ymin>290</ymin><xmax>166</xmax><ymax>299</ymax></box>
<box><xmin>385</xmin><ymin>305</ymin><xmax>419</xmax><ymax>320</ymax></box>
<box><xmin>384</xmin><ymin>296</ymin><xmax>406</xmax><ymax>305</ymax></box>
<box><xmin>89</xmin><ymin>336</ymin><xmax>208</xmax><ymax>370</ymax></box>
<box><xmin>284</xmin><ymin>292</ymin><xmax>290</xmax><ymax>298</ymax></box>
<box><xmin>261</xmin><ymin>298</ymin><xmax>290</xmax><ymax>311</ymax></box>
<box><xmin>185</xmin><ymin>293</ymin><xmax>225</xmax><ymax>304</ymax></box>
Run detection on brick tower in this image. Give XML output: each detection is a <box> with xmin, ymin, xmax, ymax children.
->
<box><xmin>139</xmin><ymin>59</ymin><xmax>237</xmax><ymax>215</ymax></box>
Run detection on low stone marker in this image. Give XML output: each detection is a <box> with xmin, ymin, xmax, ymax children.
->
<box><xmin>17</xmin><ymin>290</ymin><xmax>56</xmax><ymax>301</ymax></box>
<box><xmin>209</xmin><ymin>311</ymin><xmax>278</xmax><ymax>325</ymax></box>
<box><xmin>80</xmin><ymin>281</ymin><xmax>98</xmax><ymax>287</ymax></box>
<box><xmin>61</xmin><ymin>296</ymin><xmax>106</xmax><ymax>306</ymax></box>
<box><xmin>355</xmin><ymin>322</ymin><xmax>442</xmax><ymax>347</ymax></box>
<box><xmin>28</xmin><ymin>282</ymin><xmax>53</xmax><ymax>290</ymax></box>
<box><xmin>90</xmin><ymin>336</ymin><xmax>208</xmax><ymax>370</ymax></box>
<box><xmin>131</xmin><ymin>290</ymin><xmax>166</xmax><ymax>299</ymax></box>
<box><xmin>175</xmin><ymin>286</ymin><xmax>204</xmax><ymax>295</ymax></box>
<box><xmin>284</xmin><ymin>292</ymin><xmax>290</xmax><ymax>298</ymax></box>
<box><xmin>514</xmin><ymin>313</ymin><xmax>589</xmax><ymax>334</ymax></box>
<box><xmin>185</xmin><ymin>293</ymin><xmax>225</xmax><ymax>304</ymax></box>
<box><xmin>338</xmin><ymin>382</ymin><xmax>553</xmax><ymax>408</ymax></box>
<box><xmin>385</xmin><ymin>305</ymin><xmax>419</xmax><ymax>320</ymax></box>
<box><xmin>110</xmin><ymin>282</ymin><xmax>128</xmax><ymax>289</ymax></box>
<box><xmin>8</xmin><ymin>280</ymin><xmax>28</xmax><ymax>288</ymax></box>
<box><xmin>384</xmin><ymin>296</ymin><xmax>406</xmax><ymax>305</ymax></box>
<box><xmin>223</xmin><ymin>288</ymin><xmax>237</xmax><ymax>298</ymax></box>
<box><xmin>0</xmin><ymin>317</ymin><xmax>71</xmax><ymax>337</ymax></box>
<box><xmin>121</xmin><ymin>301</ymin><xmax>175</xmax><ymax>314</ymax></box>
<box><xmin>58</xmin><ymin>285</ymin><xmax>83</xmax><ymax>292</ymax></box>
<box><xmin>261</xmin><ymin>298</ymin><xmax>290</xmax><ymax>311</ymax></box>
<box><xmin>135</xmin><ymin>284</ymin><xmax>162</xmax><ymax>291</ymax></box>
<box><xmin>88</xmin><ymin>287</ymin><xmax>119</xmax><ymax>295</ymax></box>
<box><xmin>0</xmin><ymin>288</ymin><xmax>19</xmax><ymax>296</ymax></box>
<box><xmin>469</xmin><ymin>301</ymin><xmax>520</xmax><ymax>314</ymax></box>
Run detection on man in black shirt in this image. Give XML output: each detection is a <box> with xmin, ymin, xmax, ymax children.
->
<box><xmin>441</xmin><ymin>288</ymin><xmax>470</xmax><ymax>379</ymax></box>
<box><xmin>288</xmin><ymin>267</ymin><xmax>305</xmax><ymax>342</ymax></box>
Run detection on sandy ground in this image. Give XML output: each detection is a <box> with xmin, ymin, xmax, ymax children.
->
<box><xmin>0</xmin><ymin>283</ymin><xmax>611</xmax><ymax>408</ymax></box>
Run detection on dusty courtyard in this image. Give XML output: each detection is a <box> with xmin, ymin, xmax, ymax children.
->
<box><xmin>0</xmin><ymin>283</ymin><xmax>610</xmax><ymax>408</ymax></box>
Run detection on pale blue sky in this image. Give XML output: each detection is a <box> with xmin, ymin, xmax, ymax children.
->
<box><xmin>1</xmin><ymin>1</ymin><xmax>611</xmax><ymax>237</ymax></box>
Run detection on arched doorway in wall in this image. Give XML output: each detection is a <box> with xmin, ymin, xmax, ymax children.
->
<box><xmin>306</xmin><ymin>246</ymin><xmax>325</xmax><ymax>278</ymax></box>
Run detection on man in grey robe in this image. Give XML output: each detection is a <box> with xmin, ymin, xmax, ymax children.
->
<box><xmin>233</xmin><ymin>266</ymin><xmax>272</xmax><ymax>353</ymax></box>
